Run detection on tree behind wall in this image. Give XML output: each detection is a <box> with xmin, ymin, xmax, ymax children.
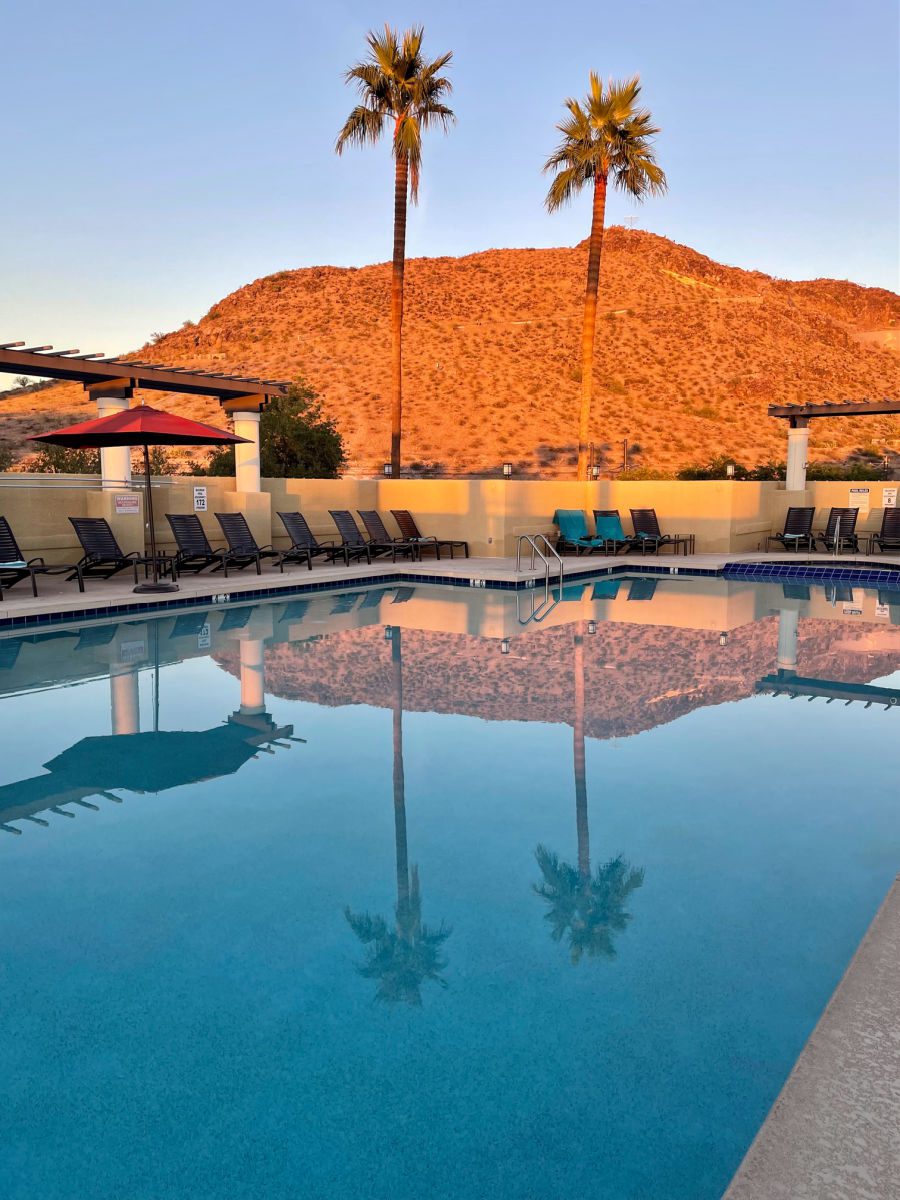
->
<box><xmin>203</xmin><ymin>381</ymin><xmax>346</xmax><ymax>478</ymax></box>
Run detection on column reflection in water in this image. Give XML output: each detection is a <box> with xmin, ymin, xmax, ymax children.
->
<box><xmin>345</xmin><ymin>626</ymin><xmax>451</xmax><ymax>1005</ymax></box>
<box><xmin>533</xmin><ymin>621</ymin><xmax>645</xmax><ymax>964</ymax></box>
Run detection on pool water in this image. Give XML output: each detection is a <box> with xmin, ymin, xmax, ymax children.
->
<box><xmin>2</xmin><ymin>577</ymin><xmax>899</xmax><ymax>1200</ymax></box>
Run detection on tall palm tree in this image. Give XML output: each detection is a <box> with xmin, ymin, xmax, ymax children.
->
<box><xmin>544</xmin><ymin>74</ymin><xmax>666</xmax><ymax>479</ymax></box>
<box><xmin>345</xmin><ymin>627</ymin><xmax>451</xmax><ymax>1004</ymax></box>
<box><xmin>336</xmin><ymin>25</ymin><xmax>454</xmax><ymax>475</ymax></box>
<box><xmin>534</xmin><ymin>622</ymin><xmax>644</xmax><ymax>963</ymax></box>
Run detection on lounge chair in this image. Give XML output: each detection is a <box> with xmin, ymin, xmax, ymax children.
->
<box><xmin>0</xmin><ymin>516</ymin><xmax>84</xmax><ymax>598</ymax></box>
<box><xmin>167</xmin><ymin>513</ymin><xmax>262</xmax><ymax>577</ymax></box>
<box><xmin>357</xmin><ymin>511</ymin><xmax>418</xmax><ymax>560</ymax></box>
<box><xmin>214</xmin><ymin>513</ymin><xmax>287</xmax><ymax>572</ymax></box>
<box><xmin>816</xmin><ymin>507</ymin><xmax>860</xmax><ymax>553</ymax></box>
<box><xmin>869</xmin><ymin>507</ymin><xmax>900</xmax><ymax>554</ymax></box>
<box><xmin>591</xmin><ymin>509</ymin><xmax>638</xmax><ymax>555</ymax></box>
<box><xmin>277</xmin><ymin>511</ymin><xmax>359</xmax><ymax>567</ymax></box>
<box><xmin>69</xmin><ymin>517</ymin><xmax>163</xmax><ymax>584</ymax></box>
<box><xmin>629</xmin><ymin>509</ymin><xmax>692</xmax><ymax>555</ymax></box>
<box><xmin>390</xmin><ymin>510</ymin><xmax>469</xmax><ymax>559</ymax></box>
<box><xmin>554</xmin><ymin>509</ymin><xmax>608</xmax><ymax>555</ymax></box>
<box><xmin>766</xmin><ymin>506</ymin><xmax>815</xmax><ymax>552</ymax></box>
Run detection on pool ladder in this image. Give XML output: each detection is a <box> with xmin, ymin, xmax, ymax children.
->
<box><xmin>516</xmin><ymin>534</ymin><xmax>564</xmax><ymax>624</ymax></box>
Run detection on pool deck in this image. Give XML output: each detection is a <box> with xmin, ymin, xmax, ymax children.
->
<box><xmin>3</xmin><ymin>548</ymin><xmax>900</xmax><ymax>630</ymax></box>
<box><xmin>723</xmin><ymin>875</ymin><xmax>900</xmax><ymax>1200</ymax></box>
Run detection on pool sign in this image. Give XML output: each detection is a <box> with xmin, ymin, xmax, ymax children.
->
<box><xmin>193</xmin><ymin>486</ymin><xmax>208</xmax><ymax>512</ymax></box>
<box><xmin>849</xmin><ymin>486</ymin><xmax>870</xmax><ymax>516</ymax></box>
<box><xmin>883</xmin><ymin>487</ymin><xmax>897</xmax><ymax>508</ymax></box>
<box><xmin>197</xmin><ymin>623</ymin><xmax>211</xmax><ymax>650</ymax></box>
<box><xmin>114</xmin><ymin>494</ymin><xmax>140</xmax><ymax>515</ymax></box>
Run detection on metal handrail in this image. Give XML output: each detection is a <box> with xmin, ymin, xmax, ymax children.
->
<box><xmin>515</xmin><ymin>533</ymin><xmax>565</xmax><ymax>583</ymax></box>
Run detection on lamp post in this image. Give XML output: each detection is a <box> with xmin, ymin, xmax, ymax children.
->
<box><xmin>502</xmin><ymin>463</ymin><xmax>513</xmax><ymax>479</ymax></box>
<box><xmin>383</xmin><ymin>463</ymin><xmax>393</xmax><ymax>477</ymax></box>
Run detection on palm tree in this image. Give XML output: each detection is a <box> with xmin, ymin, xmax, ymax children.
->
<box><xmin>534</xmin><ymin>622</ymin><xmax>644</xmax><ymax>963</ymax></box>
<box><xmin>336</xmin><ymin>25</ymin><xmax>454</xmax><ymax>475</ymax></box>
<box><xmin>544</xmin><ymin>74</ymin><xmax>666</xmax><ymax>478</ymax></box>
<box><xmin>345</xmin><ymin>627</ymin><xmax>451</xmax><ymax>1003</ymax></box>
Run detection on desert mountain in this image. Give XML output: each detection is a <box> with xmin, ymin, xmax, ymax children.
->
<box><xmin>4</xmin><ymin>229</ymin><xmax>898</xmax><ymax>475</ymax></box>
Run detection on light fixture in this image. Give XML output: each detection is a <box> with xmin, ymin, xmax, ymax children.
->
<box><xmin>502</xmin><ymin>462</ymin><xmax>513</xmax><ymax>478</ymax></box>
<box><xmin>384</xmin><ymin>626</ymin><xmax>393</xmax><ymax>641</ymax></box>
<box><xmin>383</xmin><ymin>463</ymin><xmax>393</xmax><ymax>477</ymax></box>
<box><xmin>719</xmin><ymin>631</ymin><xmax>728</xmax><ymax>647</ymax></box>
<box><xmin>590</xmin><ymin>464</ymin><xmax>601</xmax><ymax>480</ymax></box>
<box><xmin>587</xmin><ymin>620</ymin><xmax>597</xmax><ymax>635</ymax></box>
<box><xmin>726</xmin><ymin>462</ymin><xmax>735</xmax><ymax>478</ymax></box>
<box><xmin>500</xmin><ymin>638</ymin><xmax>511</xmax><ymax>654</ymax></box>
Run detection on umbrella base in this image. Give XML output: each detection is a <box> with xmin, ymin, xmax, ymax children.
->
<box><xmin>133</xmin><ymin>581</ymin><xmax>179</xmax><ymax>594</ymax></box>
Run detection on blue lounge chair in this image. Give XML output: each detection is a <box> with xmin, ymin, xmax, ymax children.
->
<box><xmin>592</xmin><ymin>509</ymin><xmax>638</xmax><ymax>555</ymax></box>
<box><xmin>554</xmin><ymin>510</ymin><xmax>609</xmax><ymax>555</ymax></box>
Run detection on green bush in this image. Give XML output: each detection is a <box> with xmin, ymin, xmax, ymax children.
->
<box><xmin>204</xmin><ymin>379</ymin><xmax>345</xmax><ymax>479</ymax></box>
<box><xmin>31</xmin><ymin>444</ymin><xmax>101</xmax><ymax>474</ymax></box>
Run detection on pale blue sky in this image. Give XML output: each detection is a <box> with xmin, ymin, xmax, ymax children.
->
<box><xmin>1</xmin><ymin>0</ymin><xmax>897</xmax><ymax>356</ymax></box>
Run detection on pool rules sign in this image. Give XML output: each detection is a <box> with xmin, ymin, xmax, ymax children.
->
<box><xmin>193</xmin><ymin>486</ymin><xmax>208</xmax><ymax>512</ymax></box>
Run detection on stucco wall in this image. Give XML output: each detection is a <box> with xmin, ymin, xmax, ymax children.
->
<box><xmin>1</xmin><ymin>473</ymin><xmax>897</xmax><ymax>562</ymax></box>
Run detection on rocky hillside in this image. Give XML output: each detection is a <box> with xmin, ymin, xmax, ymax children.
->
<box><xmin>216</xmin><ymin>617</ymin><xmax>900</xmax><ymax>742</ymax></box>
<box><xmin>4</xmin><ymin>230</ymin><xmax>898</xmax><ymax>475</ymax></box>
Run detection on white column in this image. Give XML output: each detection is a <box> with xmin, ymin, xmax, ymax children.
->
<box><xmin>233</xmin><ymin>410</ymin><xmax>261</xmax><ymax>493</ymax></box>
<box><xmin>776</xmin><ymin>608</ymin><xmax>800</xmax><ymax>674</ymax></box>
<box><xmin>109</xmin><ymin>663</ymin><xmax>140</xmax><ymax>735</ymax></box>
<box><xmin>238</xmin><ymin>639</ymin><xmax>266</xmax><ymax>715</ymax></box>
<box><xmin>785</xmin><ymin>422</ymin><xmax>809</xmax><ymax>491</ymax></box>
<box><xmin>96</xmin><ymin>395</ymin><xmax>132</xmax><ymax>489</ymax></box>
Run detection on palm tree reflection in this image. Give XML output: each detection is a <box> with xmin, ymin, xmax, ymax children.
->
<box><xmin>534</xmin><ymin>622</ymin><xmax>644</xmax><ymax>964</ymax></box>
<box><xmin>345</xmin><ymin>627</ymin><xmax>451</xmax><ymax>1004</ymax></box>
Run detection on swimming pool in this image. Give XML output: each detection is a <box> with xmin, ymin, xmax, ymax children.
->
<box><xmin>2</xmin><ymin>576</ymin><xmax>899</xmax><ymax>1199</ymax></box>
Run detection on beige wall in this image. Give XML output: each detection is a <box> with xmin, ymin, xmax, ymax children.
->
<box><xmin>2</xmin><ymin>472</ymin><xmax>897</xmax><ymax>562</ymax></box>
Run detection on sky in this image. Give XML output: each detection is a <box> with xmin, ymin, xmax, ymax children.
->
<box><xmin>1</xmin><ymin>0</ymin><xmax>897</xmax><ymax>357</ymax></box>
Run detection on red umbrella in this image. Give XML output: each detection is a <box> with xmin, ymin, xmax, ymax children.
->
<box><xmin>30</xmin><ymin>405</ymin><xmax>248</xmax><ymax>594</ymax></box>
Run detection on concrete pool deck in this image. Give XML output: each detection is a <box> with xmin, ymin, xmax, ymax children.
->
<box><xmin>3</xmin><ymin>548</ymin><xmax>900</xmax><ymax>630</ymax></box>
<box><xmin>723</xmin><ymin>876</ymin><xmax>900</xmax><ymax>1200</ymax></box>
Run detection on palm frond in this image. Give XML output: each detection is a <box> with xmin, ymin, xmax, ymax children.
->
<box><xmin>544</xmin><ymin>71</ymin><xmax>666</xmax><ymax>211</ymax></box>
<box><xmin>335</xmin><ymin>105</ymin><xmax>387</xmax><ymax>153</ymax></box>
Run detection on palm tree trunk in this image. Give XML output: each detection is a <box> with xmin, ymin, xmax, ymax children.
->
<box><xmin>391</xmin><ymin>628</ymin><xmax>409</xmax><ymax>908</ymax></box>
<box><xmin>576</xmin><ymin>172</ymin><xmax>609</xmax><ymax>479</ymax></box>
<box><xmin>573</xmin><ymin>623</ymin><xmax>589</xmax><ymax>880</ymax></box>
<box><xmin>390</xmin><ymin>151</ymin><xmax>409</xmax><ymax>475</ymax></box>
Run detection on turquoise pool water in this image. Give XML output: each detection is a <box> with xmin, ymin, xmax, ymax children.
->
<box><xmin>2</xmin><ymin>577</ymin><xmax>899</xmax><ymax>1199</ymax></box>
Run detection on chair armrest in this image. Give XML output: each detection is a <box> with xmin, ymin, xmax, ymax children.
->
<box><xmin>27</xmin><ymin>556</ymin><xmax>46</xmax><ymax>566</ymax></box>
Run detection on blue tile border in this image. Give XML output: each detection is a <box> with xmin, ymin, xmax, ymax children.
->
<box><xmin>3</xmin><ymin>556</ymin><xmax>899</xmax><ymax>632</ymax></box>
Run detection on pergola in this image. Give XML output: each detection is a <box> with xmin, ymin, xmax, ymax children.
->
<box><xmin>0</xmin><ymin>341</ymin><xmax>291</xmax><ymax>491</ymax></box>
<box><xmin>769</xmin><ymin>398</ymin><xmax>900</xmax><ymax>490</ymax></box>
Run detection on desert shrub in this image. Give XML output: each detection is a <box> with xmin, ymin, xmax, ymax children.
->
<box><xmin>204</xmin><ymin>379</ymin><xmax>345</xmax><ymax>479</ymax></box>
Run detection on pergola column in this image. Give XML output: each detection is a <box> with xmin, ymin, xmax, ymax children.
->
<box><xmin>776</xmin><ymin>608</ymin><xmax>800</xmax><ymax>674</ymax></box>
<box><xmin>109</xmin><ymin>662</ymin><xmax>140</xmax><ymax>735</ymax></box>
<box><xmin>88</xmin><ymin>382</ymin><xmax>134</xmax><ymax>489</ymax></box>
<box><xmin>232</xmin><ymin>410</ymin><xmax>261</xmax><ymax>492</ymax></box>
<box><xmin>785</xmin><ymin>418</ymin><xmax>810</xmax><ymax>491</ymax></box>
<box><xmin>238</xmin><ymin>639</ymin><xmax>266</xmax><ymax>715</ymax></box>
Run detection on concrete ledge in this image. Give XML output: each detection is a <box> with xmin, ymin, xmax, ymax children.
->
<box><xmin>723</xmin><ymin>876</ymin><xmax>900</xmax><ymax>1200</ymax></box>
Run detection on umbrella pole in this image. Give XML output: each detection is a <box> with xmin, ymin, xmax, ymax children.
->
<box><xmin>134</xmin><ymin>442</ymin><xmax>178</xmax><ymax>594</ymax></box>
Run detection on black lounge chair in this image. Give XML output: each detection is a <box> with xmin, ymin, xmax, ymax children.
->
<box><xmin>766</xmin><ymin>506</ymin><xmax>815</xmax><ymax>552</ymax></box>
<box><xmin>870</xmin><ymin>507</ymin><xmax>900</xmax><ymax>554</ymax></box>
<box><xmin>277</xmin><ymin>511</ymin><xmax>358</xmax><ymax>567</ymax></box>
<box><xmin>69</xmin><ymin>517</ymin><xmax>163</xmax><ymax>585</ymax></box>
<box><xmin>329</xmin><ymin>510</ymin><xmax>392</xmax><ymax>564</ymax></box>
<box><xmin>214</xmin><ymin>513</ymin><xmax>288</xmax><ymax>572</ymax></box>
<box><xmin>816</xmin><ymin>507</ymin><xmax>860</xmax><ymax>553</ymax></box>
<box><xmin>391</xmin><ymin>509</ymin><xmax>469</xmax><ymax>558</ymax></box>
<box><xmin>167</xmin><ymin>513</ymin><xmax>261</xmax><ymax>577</ymax></box>
<box><xmin>0</xmin><ymin>516</ymin><xmax>84</xmax><ymax>598</ymax></box>
<box><xmin>630</xmin><ymin>509</ymin><xmax>690</xmax><ymax>555</ymax></box>
<box><xmin>357</xmin><ymin>511</ymin><xmax>418</xmax><ymax>560</ymax></box>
